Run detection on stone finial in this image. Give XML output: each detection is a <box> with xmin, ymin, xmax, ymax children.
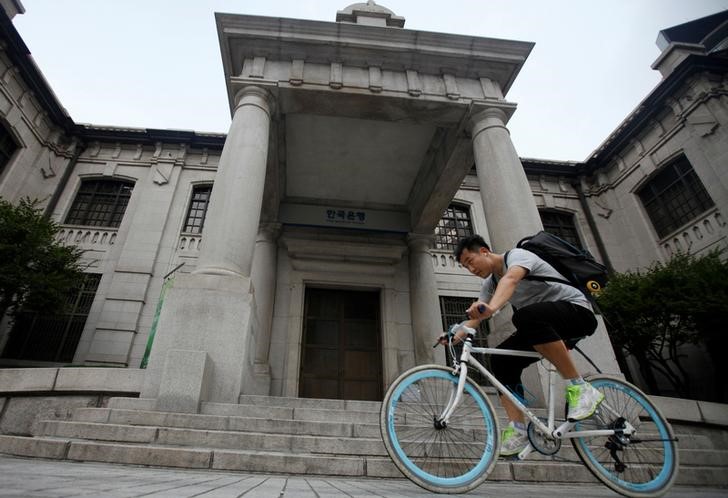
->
<box><xmin>336</xmin><ymin>1</ymin><xmax>405</xmax><ymax>28</ymax></box>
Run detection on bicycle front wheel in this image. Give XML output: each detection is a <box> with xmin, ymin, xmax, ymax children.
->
<box><xmin>380</xmin><ymin>365</ymin><xmax>499</xmax><ymax>494</ymax></box>
<box><xmin>573</xmin><ymin>374</ymin><xmax>679</xmax><ymax>497</ymax></box>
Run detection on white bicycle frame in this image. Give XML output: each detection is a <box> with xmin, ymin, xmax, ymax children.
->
<box><xmin>439</xmin><ymin>335</ymin><xmax>635</xmax><ymax>460</ymax></box>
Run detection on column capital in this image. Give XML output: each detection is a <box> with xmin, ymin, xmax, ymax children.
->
<box><xmin>469</xmin><ymin>107</ymin><xmax>510</xmax><ymax>140</ymax></box>
<box><xmin>233</xmin><ymin>85</ymin><xmax>275</xmax><ymax>116</ymax></box>
<box><xmin>407</xmin><ymin>233</ymin><xmax>435</xmax><ymax>253</ymax></box>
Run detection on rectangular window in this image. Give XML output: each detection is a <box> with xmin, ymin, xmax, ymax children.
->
<box><xmin>65</xmin><ymin>179</ymin><xmax>134</xmax><ymax>228</ymax></box>
<box><xmin>2</xmin><ymin>274</ymin><xmax>101</xmax><ymax>363</ymax></box>
<box><xmin>638</xmin><ymin>156</ymin><xmax>714</xmax><ymax>238</ymax></box>
<box><xmin>183</xmin><ymin>185</ymin><xmax>212</xmax><ymax>234</ymax></box>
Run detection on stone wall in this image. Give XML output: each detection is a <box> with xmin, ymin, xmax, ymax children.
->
<box><xmin>0</xmin><ymin>368</ymin><xmax>142</xmax><ymax>435</ymax></box>
<box><xmin>585</xmin><ymin>72</ymin><xmax>728</xmax><ymax>273</ymax></box>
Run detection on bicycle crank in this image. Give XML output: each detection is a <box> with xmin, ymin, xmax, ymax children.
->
<box><xmin>527</xmin><ymin>418</ymin><xmax>561</xmax><ymax>455</ymax></box>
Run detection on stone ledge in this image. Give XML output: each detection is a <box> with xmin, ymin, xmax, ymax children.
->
<box><xmin>0</xmin><ymin>369</ymin><xmax>57</xmax><ymax>392</ymax></box>
<box><xmin>55</xmin><ymin>368</ymin><xmax>143</xmax><ymax>393</ymax></box>
<box><xmin>0</xmin><ymin>368</ymin><xmax>142</xmax><ymax>395</ymax></box>
<box><xmin>651</xmin><ymin>395</ymin><xmax>728</xmax><ymax>426</ymax></box>
<box><xmin>698</xmin><ymin>400</ymin><xmax>728</xmax><ymax>426</ymax></box>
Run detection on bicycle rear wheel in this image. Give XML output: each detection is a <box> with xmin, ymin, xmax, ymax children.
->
<box><xmin>572</xmin><ymin>374</ymin><xmax>679</xmax><ymax>497</ymax></box>
<box><xmin>380</xmin><ymin>365</ymin><xmax>499</xmax><ymax>494</ymax></box>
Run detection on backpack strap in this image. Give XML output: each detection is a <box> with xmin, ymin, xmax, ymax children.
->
<box><xmin>522</xmin><ymin>274</ymin><xmax>573</xmax><ymax>287</ymax></box>
<box><xmin>495</xmin><ymin>250</ymin><xmax>511</xmax><ymax>286</ymax></box>
<box><xmin>509</xmin><ymin>248</ymin><xmax>574</xmax><ymax>287</ymax></box>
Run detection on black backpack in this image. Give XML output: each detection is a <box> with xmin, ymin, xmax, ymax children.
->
<box><xmin>509</xmin><ymin>231</ymin><xmax>609</xmax><ymax>298</ymax></box>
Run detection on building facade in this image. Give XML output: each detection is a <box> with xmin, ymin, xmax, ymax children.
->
<box><xmin>0</xmin><ymin>3</ymin><xmax>726</xmax><ymax>407</ymax></box>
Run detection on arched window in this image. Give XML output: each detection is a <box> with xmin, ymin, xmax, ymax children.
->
<box><xmin>539</xmin><ymin>209</ymin><xmax>583</xmax><ymax>249</ymax></box>
<box><xmin>65</xmin><ymin>179</ymin><xmax>134</xmax><ymax>228</ymax></box>
<box><xmin>0</xmin><ymin>121</ymin><xmax>18</xmax><ymax>176</ymax></box>
<box><xmin>182</xmin><ymin>184</ymin><xmax>212</xmax><ymax>234</ymax></box>
<box><xmin>435</xmin><ymin>204</ymin><xmax>473</xmax><ymax>251</ymax></box>
<box><xmin>637</xmin><ymin>155</ymin><xmax>714</xmax><ymax>239</ymax></box>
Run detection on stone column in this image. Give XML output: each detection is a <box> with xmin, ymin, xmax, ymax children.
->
<box><xmin>408</xmin><ymin>234</ymin><xmax>441</xmax><ymax>365</ymax></box>
<box><xmin>250</xmin><ymin>222</ymin><xmax>281</xmax><ymax>395</ymax></box>
<box><xmin>470</xmin><ymin>107</ymin><xmax>542</xmax><ymax>252</ymax></box>
<box><xmin>140</xmin><ymin>86</ymin><xmax>275</xmax><ymax>409</ymax></box>
<box><xmin>195</xmin><ymin>86</ymin><xmax>274</xmax><ymax>278</ymax></box>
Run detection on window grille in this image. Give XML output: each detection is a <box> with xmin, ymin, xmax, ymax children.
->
<box><xmin>435</xmin><ymin>205</ymin><xmax>473</xmax><ymax>251</ymax></box>
<box><xmin>183</xmin><ymin>185</ymin><xmax>212</xmax><ymax>234</ymax></box>
<box><xmin>539</xmin><ymin>210</ymin><xmax>583</xmax><ymax>249</ymax></box>
<box><xmin>638</xmin><ymin>156</ymin><xmax>714</xmax><ymax>239</ymax></box>
<box><xmin>2</xmin><ymin>274</ymin><xmax>102</xmax><ymax>363</ymax></box>
<box><xmin>65</xmin><ymin>179</ymin><xmax>134</xmax><ymax>228</ymax></box>
<box><xmin>0</xmin><ymin>122</ymin><xmax>18</xmax><ymax>175</ymax></box>
<box><xmin>439</xmin><ymin>296</ymin><xmax>491</xmax><ymax>385</ymax></box>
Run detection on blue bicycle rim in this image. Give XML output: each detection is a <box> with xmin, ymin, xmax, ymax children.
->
<box><xmin>386</xmin><ymin>368</ymin><xmax>497</xmax><ymax>488</ymax></box>
<box><xmin>576</xmin><ymin>378</ymin><xmax>675</xmax><ymax>493</ymax></box>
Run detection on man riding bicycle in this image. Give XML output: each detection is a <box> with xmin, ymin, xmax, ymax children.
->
<box><xmin>440</xmin><ymin>234</ymin><xmax>604</xmax><ymax>456</ymax></box>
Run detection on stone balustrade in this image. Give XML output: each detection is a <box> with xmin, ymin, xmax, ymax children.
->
<box><xmin>661</xmin><ymin>208</ymin><xmax>726</xmax><ymax>257</ymax></box>
<box><xmin>57</xmin><ymin>226</ymin><xmax>117</xmax><ymax>249</ymax></box>
<box><xmin>430</xmin><ymin>249</ymin><xmax>470</xmax><ymax>275</ymax></box>
<box><xmin>178</xmin><ymin>234</ymin><xmax>202</xmax><ymax>252</ymax></box>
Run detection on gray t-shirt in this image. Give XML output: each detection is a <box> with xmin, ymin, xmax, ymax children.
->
<box><xmin>479</xmin><ymin>248</ymin><xmax>592</xmax><ymax>311</ymax></box>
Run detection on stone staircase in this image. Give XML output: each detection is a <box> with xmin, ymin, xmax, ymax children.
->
<box><xmin>0</xmin><ymin>394</ymin><xmax>727</xmax><ymax>487</ymax></box>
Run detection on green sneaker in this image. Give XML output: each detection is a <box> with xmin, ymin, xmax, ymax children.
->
<box><xmin>566</xmin><ymin>382</ymin><xmax>605</xmax><ymax>421</ymax></box>
<box><xmin>500</xmin><ymin>422</ymin><xmax>529</xmax><ymax>456</ymax></box>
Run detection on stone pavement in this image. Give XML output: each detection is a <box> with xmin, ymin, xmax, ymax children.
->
<box><xmin>0</xmin><ymin>455</ymin><xmax>725</xmax><ymax>498</ymax></box>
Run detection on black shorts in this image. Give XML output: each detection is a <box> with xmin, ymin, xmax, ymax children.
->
<box><xmin>490</xmin><ymin>301</ymin><xmax>597</xmax><ymax>396</ymax></box>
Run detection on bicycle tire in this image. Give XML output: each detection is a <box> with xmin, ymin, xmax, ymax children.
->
<box><xmin>572</xmin><ymin>374</ymin><xmax>679</xmax><ymax>497</ymax></box>
<box><xmin>380</xmin><ymin>364</ymin><xmax>499</xmax><ymax>494</ymax></box>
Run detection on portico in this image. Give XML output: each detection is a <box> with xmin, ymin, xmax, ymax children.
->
<box><xmin>140</xmin><ymin>2</ymin><xmax>541</xmax><ymax>410</ymax></box>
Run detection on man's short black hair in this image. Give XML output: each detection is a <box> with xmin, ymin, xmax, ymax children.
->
<box><xmin>454</xmin><ymin>235</ymin><xmax>490</xmax><ymax>261</ymax></box>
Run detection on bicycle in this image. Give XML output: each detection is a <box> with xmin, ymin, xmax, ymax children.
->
<box><xmin>380</xmin><ymin>319</ymin><xmax>679</xmax><ymax>497</ymax></box>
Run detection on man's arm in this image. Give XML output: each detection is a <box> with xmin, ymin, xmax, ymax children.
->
<box><xmin>467</xmin><ymin>265</ymin><xmax>529</xmax><ymax>319</ymax></box>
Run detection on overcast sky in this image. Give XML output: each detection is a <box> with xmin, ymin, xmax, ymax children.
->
<box><xmin>12</xmin><ymin>0</ymin><xmax>728</xmax><ymax>161</ymax></box>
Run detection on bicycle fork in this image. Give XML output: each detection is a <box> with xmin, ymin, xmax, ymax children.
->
<box><xmin>436</xmin><ymin>360</ymin><xmax>470</xmax><ymax>427</ymax></box>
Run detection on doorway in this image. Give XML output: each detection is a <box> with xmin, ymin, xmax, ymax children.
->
<box><xmin>299</xmin><ymin>287</ymin><xmax>383</xmax><ymax>401</ymax></box>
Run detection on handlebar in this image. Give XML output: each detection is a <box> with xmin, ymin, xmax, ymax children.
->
<box><xmin>432</xmin><ymin>304</ymin><xmax>504</xmax><ymax>348</ymax></box>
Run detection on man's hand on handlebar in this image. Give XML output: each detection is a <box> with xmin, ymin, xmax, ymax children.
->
<box><xmin>467</xmin><ymin>301</ymin><xmax>494</xmax><ymax>320</ymax></box>
<box><xmin>433</xmin><ymin>324</ymin><xmax>476</xmax><ymax>348</ymax></box>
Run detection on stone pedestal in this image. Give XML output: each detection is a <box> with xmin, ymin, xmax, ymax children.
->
<box><xmin>140</xmin><ymin>274</ymin><xmax>258</xmax><ymax>404</ymax></box>
<box><xmin>156</xmin><ymin>350</ymin><xmax>212</xmax><ymax>413</ymax></box>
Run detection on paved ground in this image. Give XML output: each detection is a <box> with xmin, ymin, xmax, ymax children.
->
<box><xmin>0</xmin><ymin>455</ymin><xmax>725</xmax><ymax>498</ymax></box>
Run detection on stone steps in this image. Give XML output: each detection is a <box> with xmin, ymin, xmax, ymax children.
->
<box><xmin>1</xmin><ymin>434</ymin><xmax>726</xmax><ymax>487</ymax></box>
<box><xmin>74</xmin><ymin>408</ymin><xmax>383</xmax><ymax>438</ymax></box>
<box><xmin>0</xmin><ymin>394</ymin><xmax>726</xmax><ymax>487</ymax></box>
<box><xmin>32</xmin><ymin>419</ymin><xmax>728</xmax><ymax>468</ymax></box>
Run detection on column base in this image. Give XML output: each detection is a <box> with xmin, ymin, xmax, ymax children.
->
<box><xmin>140</xmin><ymin>273</ymin><xmax>259</xmax><ymax>405</ymax></box>
<box><xmin>249</xmin><ymin>361</ymin><xmax>272</xmax><ymax>396</ymax></box>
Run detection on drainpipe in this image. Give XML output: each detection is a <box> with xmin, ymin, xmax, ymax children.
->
<box><xmin>573</xmin><ymin>177</ymin><xmax>615</xmax><ymax>274</ymax></box>
<box><xmin>43</xmin><ymin>139</ymin><xmax>86</xmax><ymax>219</ymax></box>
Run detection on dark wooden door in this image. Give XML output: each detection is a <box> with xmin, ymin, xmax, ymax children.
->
<box><xmin>299</xmin><ymin>288</ymin><xmax>383</xmax><ymax>401</ymax></box>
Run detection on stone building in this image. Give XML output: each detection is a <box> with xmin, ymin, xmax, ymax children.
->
<box><xmin>0</xmin><ymin>1</ymin><xmax>726</xmax><ymax>410</ymax></box>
